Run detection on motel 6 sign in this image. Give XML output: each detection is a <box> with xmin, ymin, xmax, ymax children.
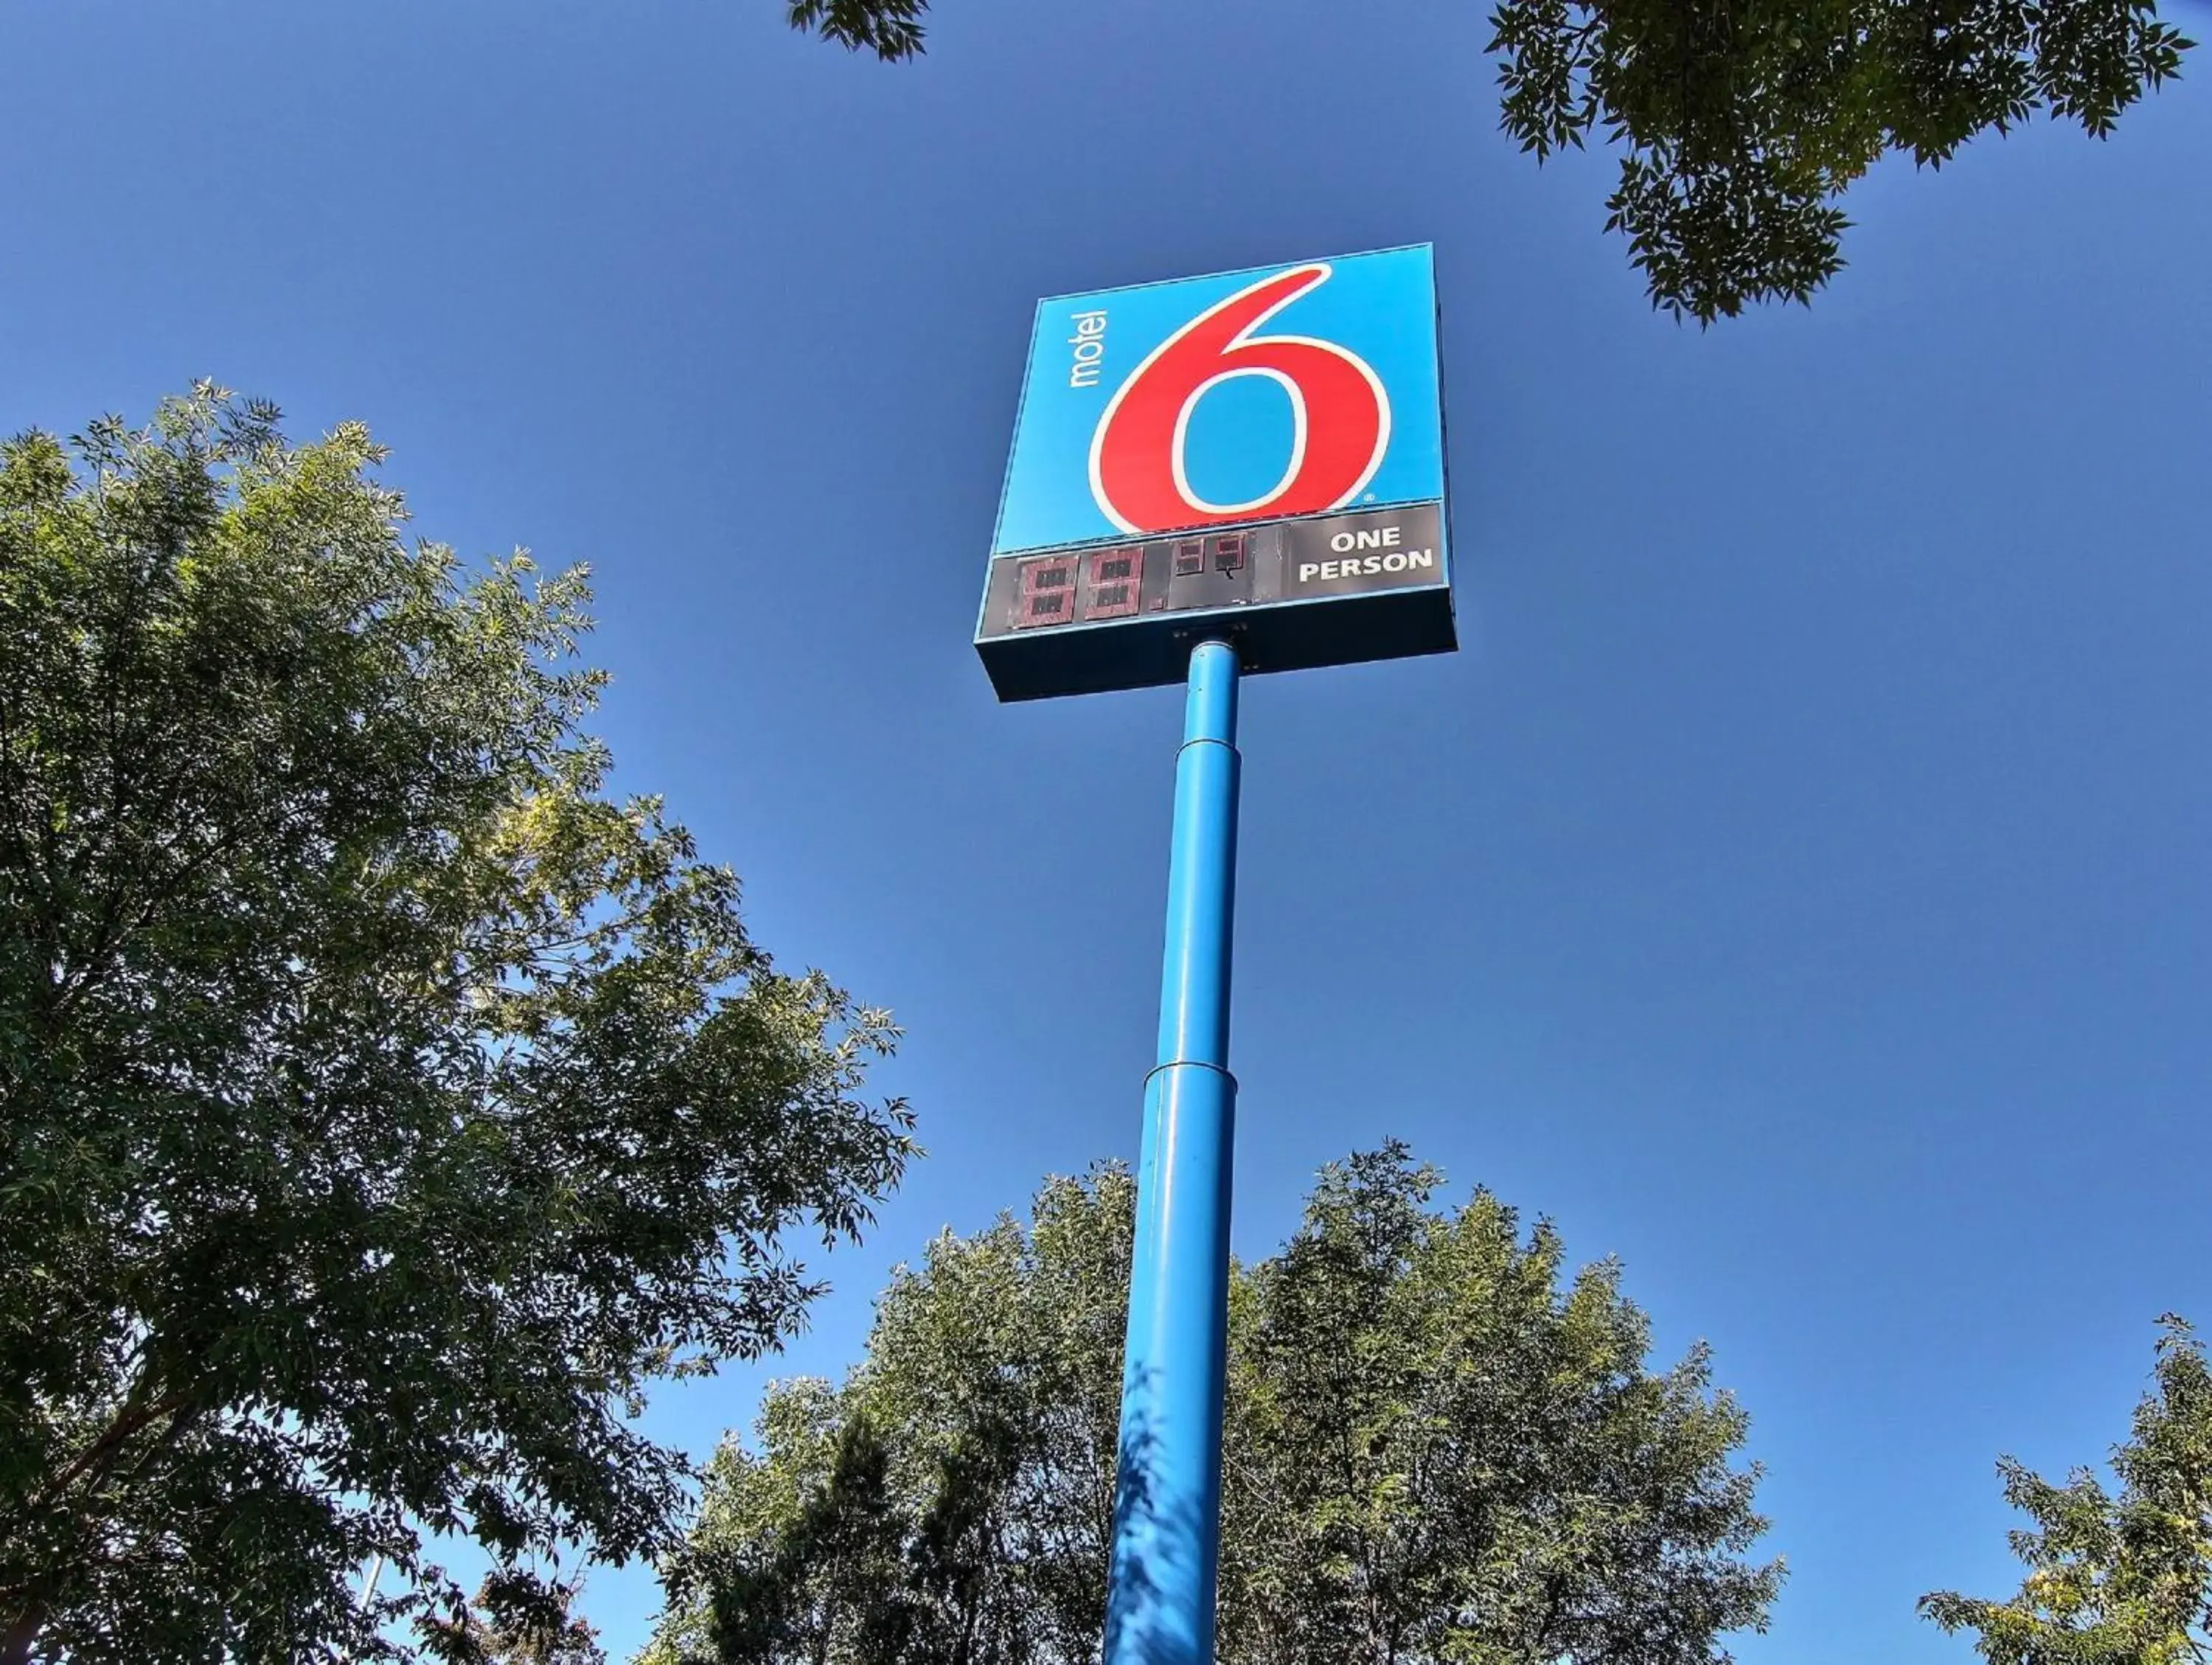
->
<box><xmin>975</xmin><ymin>245</ymin><xmax>1456</xmax><ymax>701</ymax></box>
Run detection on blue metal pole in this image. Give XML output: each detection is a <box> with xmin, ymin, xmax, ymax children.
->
<box><xmin>1104</xmin><ymin>637</ymin><xmax>1241</xmax><ymax>1665</ymax></box>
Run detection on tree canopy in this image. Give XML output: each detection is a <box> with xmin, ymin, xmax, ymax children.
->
<box><xmin>787</xmin><ymin>0</ymin><xmax>2191</xmax><ymax>322</ymax></box>
<box><xmin>420</xmin><ymin>1571</ymin><xmax>608</xmax><ymax>1665</ymax></box>
<box><xmin>644</xmin><ymin>1145</ymin><xmax>1781</xmax><ymax>1665</ymax></box>
<box><xmin>0</xmin><ymin>386</ymin><xmax>914</xmax><ymax>1665</ymax></box>
<box><xmin>1919</xmin><ymin>1315</ymin><xmax>2212</xmax><ymax>1664</ymax></box>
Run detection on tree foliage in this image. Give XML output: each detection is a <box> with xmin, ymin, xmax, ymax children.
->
<box><xmin>786</xmin><ymin>0</ymin><xmax>928</xmax><ymax>61</ymax></box>
<box><xmin>0</xmin><ymin>386</ymin><xmax>914</xmax><ymax>1665</ymax></box>
<box><xmin>1919</xmin><ymin>1315</ymin><xmax>2212</xmax><ymax>1665</ymax></box>
<box><xmin>646</xmin><ymin>1145</ymin><xmax>1781</xmax><ymax>1665</ymax></box>
<box><xmin>785</xmin><ymin>0</ymin><xmax>2191</xmax><ymax>323</ymax></box>
<box><xmin>1487</xmin><ymin>0</ymin><xmax>2191</xmax><ymax>319</ymax></box>
<box><xmin>1219</xmin><ymin>1148</ymin><xmax>1778</xmax><ymax>1664</ymax></box>
<box><xmin>421</xmin><ymin>1571</ymin><xmax>608</xmax><ymax>1665</ymax></box>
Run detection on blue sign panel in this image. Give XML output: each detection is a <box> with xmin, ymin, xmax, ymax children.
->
<box><xmin>976</xmin><ymin>246</ymin><xmax>1453</xmax><ymax>701</ymax></box>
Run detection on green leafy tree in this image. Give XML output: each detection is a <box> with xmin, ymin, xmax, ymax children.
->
<box><xmin>0</xmin><ymin>386</ymin><xmax>915</xmax><ymax>1665</ymax></box>
<box><xmin>789</xmin><ymin>0</ymin><xmax>2191</xmax><ymax>323</ymax></box>
<box><xmin>422</xmin><ymin>1571</ymin><xmax>608</xmax><ymax>1665</ymax></box>
<box><xmin>645</xmin><ymin>1146</ymin><xmax>1780</xmax><ymax>1665</ymax></box>
<box><xmin>648</xmin><ymin>1170</ymin><xmax>1133</xmax><ymax>1665</ymax></box>
<box><xmin>1218</xmin><ymin>1147</ymin><xmax>1779</xmax><ymax>1665</ymax></box>
<box><xmin>1485</xmin><ymin>0</ymin><xmax>2191</xmax><ymax>319</ymax></box>
<box><xmin>1919</xmin><ymin>1315</ymin><xmax>2212</xmax><ymax>1664</ymax></box>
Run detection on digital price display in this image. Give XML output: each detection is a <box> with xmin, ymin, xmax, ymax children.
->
<box><xmin>975</xmin><ymin>246</ymin><xmax>1455</xmax><ymax>702</ymax></box>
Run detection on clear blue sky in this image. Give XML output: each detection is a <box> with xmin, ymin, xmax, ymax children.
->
<box><xmin>5</xmin><ymin>1</ymin><xmax>2209</xmax><ymax>1658</ymax></box>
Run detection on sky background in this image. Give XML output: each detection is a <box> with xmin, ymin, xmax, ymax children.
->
<box><xmin>5</xmin><ymin>1</ymin><xmax>2211</xmax><ymax>1658</ymax></box>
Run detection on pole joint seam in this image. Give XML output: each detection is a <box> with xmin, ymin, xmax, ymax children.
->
<box><xmin>1175</xmin><ymin>737</ymin><xmax>1240</xmax><ymax>761</ymax></box>
<box><xmin>1142</xmin><ymin>1059</ymin><xmax>1239</xmax><ymax>1091</ymax></box>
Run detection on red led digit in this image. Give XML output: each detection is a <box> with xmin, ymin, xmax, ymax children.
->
<box><xmin>1014</xmin><ymin>556</ymin><xmax>1078</xmax><ymax>628</ymax></box>
<box><xmin>1083</xmin><ymin>546</ymin><xmax>1145</xmax><ymax>620</ymax></box>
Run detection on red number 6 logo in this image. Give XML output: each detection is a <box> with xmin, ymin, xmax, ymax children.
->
<box><xmin>1088</xmin><ymin>264</ymin><xmax>1391</xmax><ymax>535</ymax></box>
